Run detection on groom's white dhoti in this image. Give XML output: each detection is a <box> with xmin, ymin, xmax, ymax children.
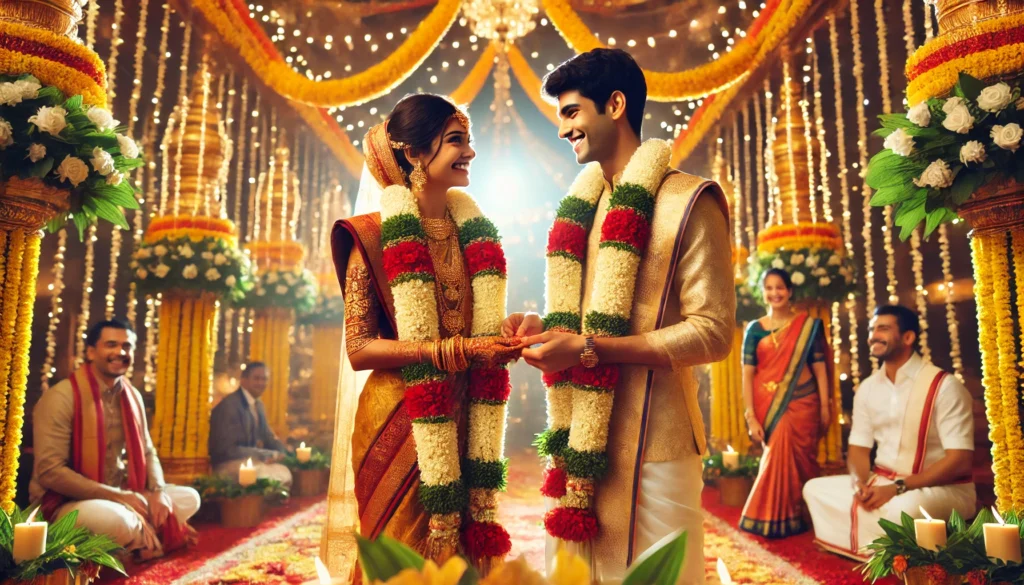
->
<box><xmin>804</xmin><ymin>354</ymin><xmax>976</xmax><ymax>560</ymax></box>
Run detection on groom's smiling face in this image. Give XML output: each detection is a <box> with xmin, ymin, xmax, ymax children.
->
<box><xmin>556</xmin><ymin>90</ymin><xmax>615</xmax><ymax>165</ymax></box>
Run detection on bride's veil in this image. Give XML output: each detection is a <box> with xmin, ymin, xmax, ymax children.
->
<box><xmin>319</xmin><ymin>162</ymin><xmax>379</xmax><ymax>576</ymax></box>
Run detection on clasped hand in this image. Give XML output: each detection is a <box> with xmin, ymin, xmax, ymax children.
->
<box><xmin>501</xmin><ymin>312</ymin><xmax>587</xmax><ymax>373</ymax></box>
<box><xmin>854</xmin><ymin>481</ymin><xmax>897</xmax><ymax>511</ymax></box>
<box><xmin>464</xmin><ymin>336</ymin><xmax>524</xmax><ymax>368</ymax></box>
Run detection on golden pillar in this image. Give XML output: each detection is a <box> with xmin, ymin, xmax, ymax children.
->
<box><xmin>309</xmin><ymin>273</ymin><xmax>343</xmax><ymax>443</ymax></box>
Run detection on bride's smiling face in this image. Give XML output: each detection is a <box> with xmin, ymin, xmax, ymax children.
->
<box><xmin>414</xmin><ymin>117</ymin><xmax>475</xmax><ymax>191</ymax></box>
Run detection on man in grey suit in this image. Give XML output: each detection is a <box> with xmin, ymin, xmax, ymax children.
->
<box><xmin>209</xmin><ymin>362</ymin><xmax>292</xmax><ymax>487</ymax></box>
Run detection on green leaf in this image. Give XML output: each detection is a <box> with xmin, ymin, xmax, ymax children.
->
<box><xmin>950</xmin><ymin>170</ymin><xmax>986</xmax><ymax>205</ymax></box>
<box><xmin>97</xmin><ymin>186</ymin><xmax>140</xmax><ymax>209</ymax></box>
<box><xmin>958</xmin><ymin>72</ymin><xmax>986</xmax><ymax>101</ymax></box>
<box><xmin>356</xmin><ymin>535</ymin><xmax>415</xmax><ymax>582</ymax></box>
<box><xmin>949</xmin><ymin>509</ymin><xmax>966</xmax><ymax>534</ymax></box>
<box><xmin>870</xmin><ymin>186</ymin><xmax>919</xmax><ymax>207</ymax></box>
<box><xmin>457</xmin><ymin>565</ymin><xmax>480</xmax><ymax>585</ymax></box>
<box><xmin>71</xmin><ymin>212</ymin><xmax>89</xmax><ymax>240</ymax></box>
<box><xmin>924</xmin><ymin>208</ymin><xmax>957</xmax><ymax>239</ymax></box>
<box><xmin>92</xmin><ymin>198</ymin><xmax>129</xmax><ymax>230</ymax></box>
<box><xmin>28</xmin><ymin>157</ymin><xmax>54</xmax><ymax>179</ymax></box>
<box><xmin>623</xmin><ymin>529</ymin><xmax>687</xmax><ymax>585</ymax></box>
<box><xmin>895</xmin><ymin>198</ymin><xmax>927</xmax><ymax>241</ymax></box>
<box><xmin>377</xmin><ymin>535</ymin><xmax>426</xmax><ymax>572</ymax></box>
<box><xmin>969</xmin><ymin>507</ymin><xmax>995</xmax><ymax>539</ymax></box>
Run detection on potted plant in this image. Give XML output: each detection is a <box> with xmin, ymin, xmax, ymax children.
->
<box><xmin>702</xmin><ymin>452</ymin><xmax>759</xmax><ymax>507</ymax></box>
<box><xmin>283</xmin><ymin>449</ymin><xmax>331</xmax><ymax>498</ymax></box>
<box><xmin>0</xmin><ymin>506</ymin><xmax>124</xmax><ymax>585</ymax></box>
<box><xmin>192</xmin><ymin>475</ymin><xmax>289</xmax><ymax>529</ymax></box>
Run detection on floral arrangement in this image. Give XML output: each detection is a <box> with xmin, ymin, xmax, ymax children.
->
<box><xmin>0</xmin><ymin>74</ymin><xmax>143</xmax><ymax>237</ymax></box>
<box><xmin>282</xmin><ymin>450</ymin><xmax>331</xmax><ymax>472</ymax></box>
<box><xmin>748</xmin><ymin>247</ymin><xmax>857</xmax><ymax>305</ymax></box>
<box><xmin>239</xmin><ymin>266</ymin><xmax>318</xmax><ymax>314</ymax></box>
<box><xmin>735</xmin><ymin>280</ymin><xmax>762</xmax><ymax>324</ymax></box>
<box><xmin>0</xmin><ymin>21</ymin><xmax>108</xmax><ymax>107</ymax></box>
<box><xmin>131</xmin><ymin>236</ymin><xmax>253</xmax><ymax>302</ymax></box>
<box><xmin>191</xmin><ymin>475</ymin><xmax>289</xmax><ymax>501</ymax></box>
<box><xmin>866</xmin><ymin>73</ymin><xmax>1024</xmax><ymax>240</ymax></box>
<box><xmin>296</xmin><ymin>293</ymin><xmax>344</xmax><ymax>327</ymax></box>
<box><xmin>0</xmin><ymin>506</ymin><xmax>125</xmax><ymax>582</ymax></box>
<box><xmin>702</xmin><ymin>452</ymin><xmax>761</xmax><ymax>481</ymax></box>
<box><xmin>379</xmin><ymin>184</ymin><xmax>512</xmax><ymax>564</ymax></box>
<box><xmin>861</xmin><ymin>508</ymin><xmax>1024</xmax><ymax>583</ymax></box>
<box><xmin>354</xmin><ymin>528</ymin><xmax>687</xmax><ymax>585</ymax></box>
<box><xmin>539</xmin><ymin>140</ymin><xmax>670</xmax><ymax>544</ymax></box>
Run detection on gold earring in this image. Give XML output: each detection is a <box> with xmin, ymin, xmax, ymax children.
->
<box><xmin>410</xmin><ymin>161</ymin><xmax>427</xmax><ymax>194</ymax></box>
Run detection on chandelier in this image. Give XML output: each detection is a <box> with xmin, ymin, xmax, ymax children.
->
<box><xmin>462</xmin><ymin>0</ymin><xmax>540</xmax><ymax>42</ymax></box>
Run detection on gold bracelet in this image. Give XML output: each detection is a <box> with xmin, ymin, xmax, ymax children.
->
<box><xmin>431</xmin><ymin>340</ymin><xmax>444</xmax><ymax>371</ymax></box>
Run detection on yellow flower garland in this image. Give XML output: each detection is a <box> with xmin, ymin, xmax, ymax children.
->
<box><xmin>0</xmin><ymin>230</ymin><xmax>27</xmax><ymax>508</ymax></box>
<box><xmin>669</xmin><ymin>81</ymin><xmax>745</xmax><ymax>166</ymax></box>
<box><xmin>311</xmin><ymin>325</ymin><xmax>343</xmax><ymax>436</ymax></box>
<box><xmin>506</xmin><ymin>45</ymin><xmax>560</xmax><ymax>127</ymax></box>
<box><xmin>249</xmin><ymin>308</ymin><xmax>294</xmax><ymax>439</ymax></box>
<box><xmin>172</xmin><ymin>296</ymin><xmax>193</xmax><ymax>458</ymax></box>
<box><xmin>541</xmin><ymin>0</ymin><xmax>813</xmax><ymax>101</ymax></box>
<box><xmin>0</xmin><ymin>230</ymin><xmax>9</xmax><ymax>457</ymax></box>
<box><xmin>191</xmin><ymin>0</ymin><xmax>459</xmax><ymax>107</ymax></box>
<box><xmin>709</xmin><ymin>327</ymin><xmax>750</xmax><ymax>454</ymax></box>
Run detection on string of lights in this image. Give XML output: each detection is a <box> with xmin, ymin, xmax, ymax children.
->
<box><xmin>40</xmin><ymin>228</ymin><xmax>67</xmax><ymax>391</ymax></box>
<box><xmin>938</xmin><ymin>224</ymin><xmax>965</xmax><ymax>380</ymax></box>
<box><xmin>170</xmin><ymin>22</ymin><xmax>194</xmax><ymax>219</ymax></box>
<box><xmin>74</xmin><ymin>225</ymin><xmax>97</xmax><ymax>367</ymax></box>
<box><xmin>782</xmin><ymin>60</ymin><xmax>799</xmax><ymax>226</ymax></box>
<box><xmin>753</xmin><ymin>94</ymin><xmax>766</xmax><ymax>232</ymax></box>
<box><xmin>106</xmin><ymin>0</ymin><xmax>126</xmax><ymax>98</ymax></box>
<box><xmin>85</xmin><ymin>0</ymin><xmax>99</xmax><ymax>50</ymax></box>
<box><xmin>798</xmin><ymin>64</ymin><xmax>817</xmax><ymax>225</ymax></box>
<box><xmin>124</xmin><ymin>0</ymin><xmax>151</xmax><ymax>331</ymax></box>
<box><xmin>811</xmin><ymin>47</ymin><xmax>834</xmax><ymax>224</ymax></box>
<box><xmin>742</xmin><ymin>107</ymin><xmax>755</xmax><ymax>250</ymax></box>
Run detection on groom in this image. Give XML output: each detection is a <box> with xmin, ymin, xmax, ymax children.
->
<box><xmin>505</xmin><ymin>48</ymin><xmax>735</xmax><ymax>584</ymax></box>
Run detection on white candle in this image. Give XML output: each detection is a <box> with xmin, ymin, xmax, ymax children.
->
<box><xmin>300</xmin><ymin>556</ymin><xmax>346</xmax><ymax>585</ymax></box>
<box><xmin>12</xmin><ymin>508</ymin><xmax>47</xmax><ymax>564</ymax></box>
<box><xmin>914</xmin><ymin>507</ymin><xmax>947</xmax><ymax>551</ymax></box>
<box><xmin>716</xmin><ymin>558</ymin><xmax>733</xmax><ymax>585</ymax></box>
<box><xmin>239</xmin><ymin>457</ymin><xmax>257</xmax><ymax>487</ymax></box>
<box><xmin>296</xmin><ymin>442</ymin><xmax>312</xmax><ymax>463</ymax></box>
<box><xmin>722</xmin><ymin>445</ymin><xmax>740</xmax><ymax>471</ymax></box>
<box><xmin>985</xmin><ymin>507</ymin><xmax>1022</xmax><ymax>563</ymax></box>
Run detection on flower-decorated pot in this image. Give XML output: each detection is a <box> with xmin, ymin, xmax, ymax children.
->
<box><xmin>0</xmin><ymin>177</ymin><xmax>69</xmax><ymax>231</ymax></box>
<box><xmin>958</xmin><ymin>178</ymin><xmax>1024</xmax><ymax>236</ymax></box>
<box><xmin>292</xmin><ymin>468</ymin><xmax>329</xmax><ymax>497</ymax></box>
<box><xmin>719</xmin><ymin>476</ymin><xmax>754</xmax><ymax>507</ymax></box>
<box><xmin>219</xmin><ymin>494</ymin><xmax>265</xmax><ymax>528</ymax></box>
<box><xmin>0</xmin><ymin>567</ymin><xmax>89</xmax><ymax>585</ymax></box>
<box><xmin>901</xmin><ymin>566</ymin><xmax>961</xmax><ymax>585</ymax></box>
<box><xmin>0</xmin><ymin>0</ymin><xmax>83</xmax><ymax>39</ymax></box>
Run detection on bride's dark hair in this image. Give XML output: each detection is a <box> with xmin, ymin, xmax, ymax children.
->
<box><xmin>386</xmin><ymin>94</ymin><xmax>463</xmax><ymax>176</ymax></box>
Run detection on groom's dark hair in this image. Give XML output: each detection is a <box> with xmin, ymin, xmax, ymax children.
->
<box><xmin>542</xmin><ymin>48</ymin><xmax>647</xmax><ymax>138</ymax></box>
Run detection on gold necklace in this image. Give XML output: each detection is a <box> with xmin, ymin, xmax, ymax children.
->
<box><xmin>422</xmin><ymin>214</ymin><xmax>466</xmax><ymax>335</ymax></box>
<box><xmin>768</xmin><ymin>313</ymin><xmax>794</xmax><ymax>347</ymax></box>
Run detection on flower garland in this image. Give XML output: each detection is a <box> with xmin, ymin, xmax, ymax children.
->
<box><xmin>540</xmin><ymin>0</ymin><xmax>809</xmax><ymax>102</ymax></box>
<box><xmin>539</xmin><ymin>140</ymin><xmax>670</xmax><ymax>542</ymax></box>
<box><xmin>240</xmin><ymin>266</ymin><xmax>319</xmax><ymax>315</ymax></box>
<box><xmin>748</xmin><ymin>247</ymin><xmax>857</xmax><ymax>305</ymax></box>
<box><xmin>190</xmin><ymin>0</ymin><xmax>459</xmax><ymax>107</ymax></box>
<box><xmin>379</xmin><ymin>185</ymin><xmax>512</xmax><ymax>564</ymax></box>
<box><xmin>735</xmin><ymin>280</ymin><xmax>762</xmax><ymax>324</ymax></box>
<box><xmin>131</xmin><ymin>234</ymin><xmax>253</xmax><ymax>302</ymax></box>
<box><xmin>0</xmin><ymin>21</ymin><xmax>107</xmax><ymax>106</ymax></box>
<box><xmin>669</xmin><ymin>83</ymin><xmax>746</xmax><ymax>167</ymax></box>
<box><xmin>990</xmin><ymin>232</ymin><xmax>1024</xmax><ymax>511</ymax></box>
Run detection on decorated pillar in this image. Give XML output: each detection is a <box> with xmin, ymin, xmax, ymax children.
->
<box><xmin>0</xmin><ymin>2</ymin><xmax>144</xmax><ymax>510</ymax></box>
<box><xmin>132</xmin><ymin>63</ymin><xmax>250</xmax><ymax>484</ymax></box>
<box><xmin>301</xmin><ymin>273</ymin><xmax>343</xmax><ymax>443</ymax></box>
<box><xmin>244</xmin><ymin>146</ymin><xmax>317</xmax><ymax>440</ymax></box>
<box><xmin>748</xmin><ymin>71</ymin><xmax>856</xmax><ymax>465</ymax></box>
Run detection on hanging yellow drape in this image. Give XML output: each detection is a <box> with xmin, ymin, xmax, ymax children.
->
<box><xmin>152</xmin><ymin>292</ymin><xmax>218</xmax><ymax>482</ymax></box>
<box><xmin>507</xmin><ymin>45</ymin><xmax>561</xmax><ymax>127</ymax></box>
<box><xmin>0</xmin><ymin>228</ymin><xmax>42</xmax><ymax>512</ymax></box>
<box><xmin>801</xmin><ymin>302</ymin><xmax>842</xmax><ymax>465</ymax></box>
<box><xmin>249</xmin><ymin>307</ymin><xmax>294</xmax><ymax>439</ymax></box>
<box><xmin>710</xmin><ymin>325</ymin><xmax>751</xmax><ymax>455</ymax></box>
<box><xmin>311</xmin><ymin>325</ymin><xmax>343</xmax><ymax>440</ymax></box>
<box><xmin>450</xmin><ymin>43</ymin><xmax>497</xmax><ymax>107</ymax></box>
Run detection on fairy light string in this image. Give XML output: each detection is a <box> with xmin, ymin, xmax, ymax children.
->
<box><xmin>763</xmin><ymin>79</ymin><xmax>780</xmax><ymax>226</ymax></box>
<box><xmin>40</xmin><ymin>229</ymin><xmax>67</xmax><ymax>391</ymax></box>
<box><xmin>812</xmin><ymin>47</ymin><xmax>834</xmax><ymax>224</ymax></box>
<box><xmin>939</xmin><ymin>224</ymin><xmax>964</xmax><ymax>380</ymax></box>
<box><xmin>753</xmin><ymin>94</ymin><xmax>766</xmax><ymax>232</ymax></box>
<box><xmin>782</xmin><ymin>59</ymin><xmax>799</xmax><ymax>226</ymax></box>
<box><xmin>106</xmin><ymin>0</ymin><xmax>126</xmax><ymax>98</ymax></box>
<box><xmin>742</xmin><ymin>107</ymin><xmax>756</xmax><ymax>249</ymax></box>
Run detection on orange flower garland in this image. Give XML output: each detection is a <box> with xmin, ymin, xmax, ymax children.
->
<box><xmin>0</xmin><ymin>21</ymin><xmax>107</xmax><ymax>106</ymax></box>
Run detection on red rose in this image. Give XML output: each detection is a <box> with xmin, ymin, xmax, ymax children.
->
<box><xmin>600</xmin><ymin>207</ymin><xmax>650</xmax><ymax>253</ymax></box>
<box><xmin>925</xmin><ymin>564</ymin><xmax>948</xmax><ymax>584</ymax></box>
<box><xmin>468</xmin><ymin>367</ymin><xmax>511</xmax><ymax>402</ymax></box>
<box><xmin>966</xmin><ymin>569</ymin><xmax>988</xmax><ymax>585</ymax></box>
<box><xmin>404</xmin><ymin>380</ymin><xmax>453</xmax><ymax>419</ymax></box>
<box><xmin>547</xmin><ymin>220</ymin><xmax>587</xmax><ymax>259</ymax></box>
<box><xmin>465</xmin><ymin>240</ymin><xmax>507</xmax><ymax>275</ymax></box>
<box><xmin>382</xmin><ymin>240</ymin><xmax>433</xmax><ymax>281</ymax></box>
<box><xmin>892</xmin><ymin>555</ymin><xmax>908</xmax><ymax>575</ymax></box>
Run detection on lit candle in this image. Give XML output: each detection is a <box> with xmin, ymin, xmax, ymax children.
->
<box><xmin>296</xmin><ymin>442</ymin><xmax>312</xmax><ymax>463</ymax></box>
<box><xmin>722</xmin><ymin>445</ymin><xmax>740</xmax><ymax>471</ymax></box>
<box><xmin>716</xmin><ymin>558</ymin><xmax>733</xmax><ymax>585</ymax></box>
<box><xmin>300</xmin><ymin>556</ymin><xmax>346</xmax><ymax>585</ymax></box>
<box><xmin>914</xmin><ymin>506</ymin><xmax>947</xmax><ymax>551</ymax></box>
<box><xmin>239</xmin><ymin>458</ymin><xmax>257</xmax><ymax>487</ymax></box>
<box><xmin>13</xmin><ymin>507</ymin><xmax>47</xmax><ymax>564</ymax></box>
<box><xmin>985</xmin><ymin>507</ymin><xmax>1022</xmax><ymax>564</ymax></box>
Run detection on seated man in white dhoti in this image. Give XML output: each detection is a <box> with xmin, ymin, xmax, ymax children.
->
<box><xmin>804</xmin><ymin>304</ymin><xmax>976</xmax><ymax>560</ymax></box>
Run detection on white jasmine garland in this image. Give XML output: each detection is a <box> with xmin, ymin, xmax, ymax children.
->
<box><xmin>941</xmin><ymin>104</ymin><xmax>975</xmax><ymax>134</ymax></box>
<box><xmin>89</xmin><ymin>146</ymin><xmax>115</xmax><ymax>176</ymax></box>
<box><xmin>117</xmin><ymin>134</ymin><xmax>140</xmax><ymax>158</ymax></box>
<box><xmin>182</xmin><ymin>264</ymin><xmax>198</xmax><ymax>279</ymax></box>
<box><xmin>791</xmin><ymin>271</ymin><xmax>806</xmax><ymax>286</ymax></box>
<box><xmin>991</xmin><ymin>123</ymin><xmax>1023</xmax><ymax>152</ymax></box>
<box><xmin>883</xmin><ymin>128</ymin><xmax>915</xmax><ymax>156</ymax></box>
<box><xmin>959</xmin><ymin>140</ymin><xmax>987</xmax><ymax>164</ymax></box>
<box><xmin>55</xmin><ymin>155</ymin><xmax>89</xmax><ymax>186</ymax></box>
<box><xmin>86</xmin><ymin>106</ymin><xmax>119</xmax><ymax>131</ymax></box>
<box><xmin>0</xmin><ymin>119</ymin><xmax>13</xmax><ymax>149</ymax></box>
<box><xmin>913</xmin><ymin>159</ymin><xmax>954</xmax><ymax>189</ymax></box>
<box><xmin>977</xmin><ymin>82</ymin><xmax>1014</xmax><ymax>112</ymax></box>
<box><xmin>907</xmin><ymin>102</ymin><xmax>932</xmax><ymax>127</ymax></box>
<box><xmin>154</xmin><ymin>264</ymin><xmax>170</xmax><ymax>278</ymax></box>
<box><xmin>26</xmin><ymin>143</ymin><xmax>46</xmax><ymax>162</ymax></box>
<box><xmin>28</xmin><ymin>105</ymin><xmax>67</xmax><ymax>136</ymax></box>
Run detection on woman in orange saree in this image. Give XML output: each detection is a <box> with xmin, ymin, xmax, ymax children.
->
<box><xmin>321</xmin><ymin>94</ymin><xmax>521</xmax><ymax>578</ymax></box>
<box><xmin>739</xmin><ymin>268</ymin><xmax>832</xmax><ymax>538</ymax></box>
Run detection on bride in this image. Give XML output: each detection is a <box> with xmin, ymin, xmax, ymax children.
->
<box><xmin>322</xmin><ymin>94</ymin><xmax>520</xmax><ymax>577</ymax></box>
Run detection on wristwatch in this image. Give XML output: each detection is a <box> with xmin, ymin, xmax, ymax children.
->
<box><xmin>580</xmin><ymin>335</ymin><xmax>599</xmax><ymax>368</ymax></box>
<box><xmin>895</xmin><ymin>478</ymin><xmax>907</xmax><ymax>495</ymax></box>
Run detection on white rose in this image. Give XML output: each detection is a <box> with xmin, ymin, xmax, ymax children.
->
<box><xmin>991</xmin><ymin>123</ymin><xmax>1023</xmax><ymax>152</ymax></box>
<box><xmin>214</xmin><ymin>253</ymin><xmax>227</xmax><ymax>265</ymax></box>
<box><xmin>129</xmin><ymin>259</ymin><xmax>138</xmax><ymax>269</ymax></box>
<box><xmin>154</xmin><ymin>244</ymin><xmax>168</xmax><ymax>257</ymax></box>
<box><xmin>182</xmin><ymin>264</ymin><xmax>198</xmax><ymax>279</ymax></box>
<box><xmin>977</xmin><ymin>82</ymin><xmax>1014</xmax><ymax>112</ymax></box>
<box><xmin>827</xmin><ymin>254</ymin><xmax>842</xmax><ymax>266</ymax></box>
<box><xmin>26</xmin><ymin>143</ymin><xmax>46</xmax><ymax>162</ymax></box>
<box><xmin>942</xmin><ymin>96</ymin><xmax>965</xmax><ymax>114</ymax></box>
<box><xmin>225</xmin><ymin>275</ymin><xmax>237</xmax><ymax>287</ymax></box>
<box><xmin>913</xmin><ymin>159</ymin><xmax>954</xmax><ymax>189</ymax></box>
<box><xmin>117</xmin><ymin>134</ymin><xmax>140</xmax><ymax>158</ymax></box>
<box><xmin>105</xmin><ymin>171</ymin><xmax>124</xmax><ymax>186</ymax></box>
<box><xmin>154</xmin><ymin>264</ymin><xmax>170</xmax><ymax>278</ymax></box>
<box><xmin>137</xmin><ymin>247</ymin><xmax>152</xmax><ymax>259</ymax></box>
<box><xmin>275</xmin><ymin>284</ymin><xmax>289</xmax><ymax>295</ymax></box>
<box><xmin>883</xmin><ymin>128</ymin><xmax>915</xmax><ymax>156</ymax></box>
<box><xmin>812</xmin><ymin>267</ymin><xmax>828</xmax><ymax>276</ymax></box>
<box><xmin>0</xmin><ymin>83</ymin><xmax>22</xmax><ymax>106</ymax></box>
<box><xmin>178</xmin><ymin>244</ymin><xmax>194</xmax><ymax>258</ymax></box>
<box><xmin>907</xmin><ymin>102</ymin><xmax>931</xmax><ymax>127</ymax></box>
<box><xmin>0</xmin><ymin>119</ymin><xmax>13</xmax><ymax>149</ymax></box>
<box><xmin>266</xmin><ymin>271</ymin><xmax>279</xmax><ymax>284</ymax></box>
<box><xmin>941</xmin><ymin>104</ymin><xmax>974</xmax><ymax>134</ymax></box>
<box><xmin>256</xmin><ymin>287</ymin><xmax>266</xmax><ymax>296</ymax></box>
<box><xmin>86</xmin><ymin>107</ymin><xmax>119</xmax><ymax>132</ymax></box>
<box><xmin>771</xmin><ymin>258</ymin><xmax>785</xmax><ymax>269</ymax></box>
<box><xmin>55</xmin><ymin>155</ymin><xmax>89</xmax><ymax>186</ymax></box>
<box><xmin>136</xmin><ymin>268</ymin><xmax>148</xmax><ymax>279</ymax></box>
<box><xmin>201</xmin><ymin>251</ymin><xmax>214</xmax><ymax>260</ymax></box>
<box><xmin>791</xmin><ymin>271</ymin><xmax>806</xmax><ymax>286</ymax></box>
<box><xmin>205</xmin><ymin>267</ymin><xmax>221</xmax><ymax>281</ymax></box>
<box><xmin>819</xmin><ymin>276</ymin><xmax>832</xmax><ymax>287</ymax></box>
<box><xmin>805</xmin><ymin>255</ymin><xmax>819</xmax><ymax>268</ymax></box>
<box><xmin>959</xmin><ymin>140</ymin><xmax>987</xmax><ymax>164</ymax></box>
<box><xmin>89</xmin><ymin>146</ymin><xmax>115</xmax><ymax>176</ymax></box>
<box><xmin>284</xmin><ymin>273</ymin><xmax>297</xmax><ymax>286</ymax></box>
<box><xmin>296</xmin><ymin>287</ymin><xmax>308</xmax><ymax>298</ymax></box>
<box><xmin>28</xmin><ymin>105</ymin><xmax>67</xmax><ymax>136</ymax></box>
<box><xmin>14</xmin><ymin>79</ymin><xmax>39</xmax><ymax>100</ymax></box>
<box><xmin>790</xmin><ymin>253</ymin><xmax>805</xmax><ymax>266</ymax></box>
